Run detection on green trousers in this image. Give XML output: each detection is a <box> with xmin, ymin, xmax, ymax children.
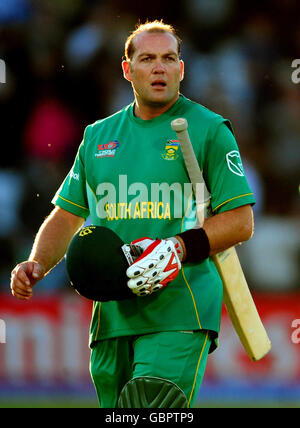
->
<box><xmin>90</xmin><ymin>330</ymin><xmax>211</xmax><ymax>408</ymax></box>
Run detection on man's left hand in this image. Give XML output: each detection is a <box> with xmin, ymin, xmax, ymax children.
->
<box><xmin>126</xmin><ymin>238</ymin><xmax>181</xmax><ymax>296</ymax></box>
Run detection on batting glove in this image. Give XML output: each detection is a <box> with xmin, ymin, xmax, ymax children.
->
<box><xmin>125</xmin><ymin>237</ymin><xmax>182</xmax><ymax>296</ymax></box>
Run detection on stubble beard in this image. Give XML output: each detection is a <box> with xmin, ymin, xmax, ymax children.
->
<box><xmin>133</xmin><ymin>85</ymin><xmax>180</xmax><ymax>110</ymax></box>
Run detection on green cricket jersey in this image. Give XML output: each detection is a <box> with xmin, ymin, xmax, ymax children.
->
<box><xmin>52</xmin><ymin>94</ymin><xmax>255</xmax><ymax>352</ymax></box>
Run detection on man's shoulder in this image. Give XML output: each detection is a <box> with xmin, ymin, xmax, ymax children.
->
<box><xmin>182</xmin><ymin>95</ymin><xmax>224</xmax><ymax>123</ymax></box>
<box><xmin>181</xmin><ymin>95</ymin><xmax>233</xmax><ymax>133</ymax></box>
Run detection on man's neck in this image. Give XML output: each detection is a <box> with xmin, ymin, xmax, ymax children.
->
<box><xmin>134</xmin><ymin>95</ymin><xmax>179</xmax><ymax>120</ymax></box>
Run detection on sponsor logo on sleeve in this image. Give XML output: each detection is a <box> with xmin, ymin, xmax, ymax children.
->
<box><xmin>226</xmin><ymin>150</ymin><xmax>244</xmax><ymax>176</ymax></box>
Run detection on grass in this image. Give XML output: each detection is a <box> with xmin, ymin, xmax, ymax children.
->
<box><xmin>195</xmin><ymin>401</ymin><xmax>300</xmax><ymax>408</ymax></box>
<box><xmin>0</xmin><ymin>399</ymin><xmax>299</xmax><ymax>408</ymax></box>
<box><xmin>0</xmin><ymin>398</ymin><xmax>99</xmax><ymax>408</ymax></box>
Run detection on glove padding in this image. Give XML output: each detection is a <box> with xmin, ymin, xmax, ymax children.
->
<box><xmin>126</xmin><ymin>237</ymin><xmax>181</xmax><ymax>296</ymax></box>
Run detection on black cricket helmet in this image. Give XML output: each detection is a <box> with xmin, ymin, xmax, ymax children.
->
<box><xmin>65</xmin><ymin>225</ymin><xmax>135</xmax><ymax>302</ymax></box>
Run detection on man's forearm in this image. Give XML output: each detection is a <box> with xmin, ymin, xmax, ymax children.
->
<box><xmin>29</xmin><ymin>207</ymin><xmax>84</xmax><ymax>274</ymax></box>
<box><xmin>173</xmin><ymin>204</ymin><xmax>254</xmax><ymax>263</ymax></box>
<box><xmin>202</xmin><ymin>204</ymin><xmax>254</xmax><ymax>256</ymax></box>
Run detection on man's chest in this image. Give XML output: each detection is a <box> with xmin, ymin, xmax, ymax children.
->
<box><xmin>85</xmin><ymin>125</ymin><xmax>193</xmax><ymax>188</ymax></box>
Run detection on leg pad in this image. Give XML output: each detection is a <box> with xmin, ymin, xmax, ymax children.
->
<box><xmin>117</xmin><ymin>376</ymin><xmax>188</xmax><ymax>408</ymax></box>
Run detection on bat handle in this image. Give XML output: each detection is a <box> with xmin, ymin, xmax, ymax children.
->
<box><xmin>171</xmin><ymin>117</ymin><xmax>211</xmax><ymax>209</ymax></box>
<box><xmin>171</xmin><ymin>118</ymin><xmax>188</xmax><ymax>133</ymax></box>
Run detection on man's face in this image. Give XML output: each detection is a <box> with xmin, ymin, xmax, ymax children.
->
<box><xmin>122</xmin><ymin>32</ymin><xmax>184</xmax><ymax>108</ymax></box>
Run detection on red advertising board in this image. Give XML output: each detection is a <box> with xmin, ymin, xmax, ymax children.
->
<box><xmin>208</xmin><ymin>294</ymin><xmax>300</xmax><ymax>381</ymax></box>
<box><xmin>0</xmin><ymin>294</ymin><xmax>93</xmax><ymax>383</ymax></box>
<box><xmin>0</xmin><ymin>293</ymin><xmax>300</xmax><ymax>386</ymax></box>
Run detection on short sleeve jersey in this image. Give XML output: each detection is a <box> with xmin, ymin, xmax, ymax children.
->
<box><xmin>52</xmin><ymin>94</ymin><xmax>255</xmax><ymax>352</ymax></box>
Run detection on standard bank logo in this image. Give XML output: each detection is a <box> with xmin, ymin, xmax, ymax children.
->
<box><xmin>226</xmin><ymin>150</ymin><xmax>244</xmax><ymax>177</ymax></box>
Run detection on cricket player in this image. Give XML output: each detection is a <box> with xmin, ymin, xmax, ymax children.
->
<box><xmin>10</xmin><ymin>20</ymin><xmax>255</xmax><ymax>408</ymax></box>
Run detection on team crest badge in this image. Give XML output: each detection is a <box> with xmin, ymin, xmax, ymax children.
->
<box><xmin>161</xmin><ymin>140</ymin><xmax>180</xmax><ymax>161</ymax></box>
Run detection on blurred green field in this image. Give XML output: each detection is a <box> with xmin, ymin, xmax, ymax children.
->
<box><xmin>0</xmin><ymin>398</ymin><xmax>99</xmax><ymax>408</ymax></box>
<box><xmin>0</xmin><ymin>399</ymin><xmax>299</xmax><ymax>408</ymax></box>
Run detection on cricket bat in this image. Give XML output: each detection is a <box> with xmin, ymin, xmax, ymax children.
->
<box><xmin>171</xmin><ymin>117</ymin><xmax>271</xmax><ymax>361</ymax></box>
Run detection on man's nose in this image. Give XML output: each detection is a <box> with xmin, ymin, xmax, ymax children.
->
<box><xmin>152</xmin><ymin>59</ymin><xmax>165</xmax><ymax>73</ymax></box>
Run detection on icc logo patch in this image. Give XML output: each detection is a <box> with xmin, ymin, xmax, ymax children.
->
<box><xmin>161</xmin><ymin>140</ymin><xmax>179</xmax><ymax>160</ymax></box>
<box><xmin>95</xmin><ymin>141</ymin><xmax>121</xmax><ymax>158</ymax></box>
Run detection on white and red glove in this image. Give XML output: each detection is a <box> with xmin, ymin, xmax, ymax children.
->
<box><xmin>125</xmin><ymin>237</ymin><xmax>182</xmax><ymax>296</ymax></box>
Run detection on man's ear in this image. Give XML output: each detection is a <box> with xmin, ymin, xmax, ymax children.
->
<box><xmin>180</xmin><ymin>60</ymin><xmax>184</xmax><ymax>82</ymax></box>
<box><xmin>122</xmin><ymin>60</ymin><xmax>132</xmax><ymax>82</ymax></box>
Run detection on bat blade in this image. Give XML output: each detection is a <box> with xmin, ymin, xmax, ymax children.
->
<box><xmin>213</xmin><ymin>248</ymin><xmax>271</xmax><ymax>361</ymax></box>
<box><xmin>171</xmin><ymin>117</ymin><xmax>271</xmax><ymax>361</ymax></box>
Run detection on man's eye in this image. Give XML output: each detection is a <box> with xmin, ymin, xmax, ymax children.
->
<box><xmin>141</xmin><ymin>57</ymin><xmax>151</xmax><ymax>62</ymax></box>
<box><xmin>166</xmin><ymin>57</ymin><xmax>176</xmax><ymax>61</ymax></box>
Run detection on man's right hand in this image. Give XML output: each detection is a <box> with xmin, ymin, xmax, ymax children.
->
<box><xmin>10</xmin><ymin>261</ymin><xmax>46</xmax><ymax>301</ymax></box>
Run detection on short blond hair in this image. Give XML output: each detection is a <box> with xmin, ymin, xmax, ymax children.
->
<box><xmin>124</xmin><ymin>20</ymin><xmax>182</xmax><ymax>61</ymax></box>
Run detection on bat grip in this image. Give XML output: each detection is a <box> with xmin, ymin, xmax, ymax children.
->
<box><xmin>174</xmin><ymin>129</ymin><xmax>211</xmax><ymax>206</ymax></box>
